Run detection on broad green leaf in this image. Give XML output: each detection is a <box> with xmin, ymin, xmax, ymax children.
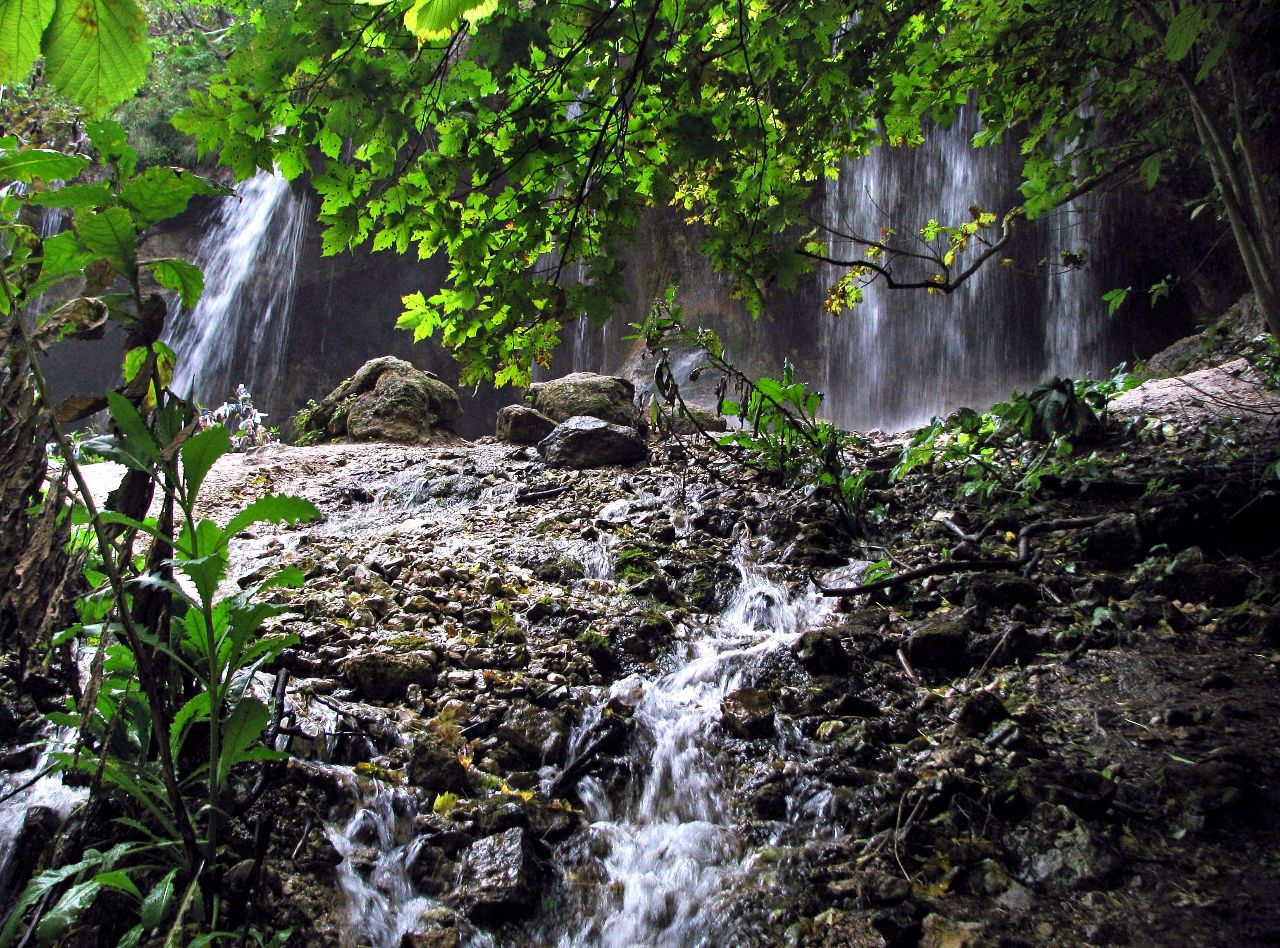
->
<box><xmin>25</xmin><ymin>181</ymin><xmax>114</xmax><ymax>210</ymax></box>
<box><xmin>35</xmin><ymin>879</ymin><xmax>101</xmax><ymax>943</ymax></box>
<box><xmin>139</xmin><ymin>869</ymin><xmax>176</xmax><ymax>929</ymax></box>
<box><xmin>223</xmin><ymin>494</ymin><xmax>323</xmax><ymax>546</ymax></box>
<box><xmin>0</xmin><ymin>0</ymin><xmax>55</xmax><ymax>84</ymax></box>
<box><xmin>106</xmin><ymin>390</ymin><xmax>157</xmax><ymax>462</ymax></box>
<box><xmin>122</xmin><ymin>344</ymin><xmax>146</xmax><ymax>383</ymax></box>
<box><xmin>0</xmin><ymin>147</ymin><xmax>90</xmax><ymax>183</ymax></box>
<box><xmin>146</xmin><ymin>258</ymin><xmax>204</xmax><ymax>308</ymax></box>
<box><xmin>85</xmin><ymin>118</ymin><xmax>137</xmax><ymax>178</ymax></box>
<box><xmin>121</xmin><ymin>167</ymin><xmax>228</xmax><ymax>228</ymax></box>
<box><xmin>1164</xmin><ymin>7</ymin><xmax>1204</xmax><ymax>63</ymax></box>
<box><xmin>1139</xmin><ymin>153</ymin><xmax>1162</xmax><ymax>190</ymax></box>
<box><xmin>404</xmin><ymin>0</ymin><xmax>497</xmax><ymax>41</ymax></box>
<box><xmin>217</xmin><ymin>697</ymin><xmax>270</xmax><ymax>785</ymax></box>
<box><xmin>180</xmin><ymin>424</ymin><xmax>231</xmax><ymax>502</ymax></box>
<box><xmin>75</xmin><ymin>206</ymin><xmax>138</xmax><ymax>275</ymax></box>
<box><xmin>175</xmin><ymin>520</ymin><xmax>229</xmax><ymax>604</ymax></box>
<box><xmin>92</xmin><ymin>870</ymin><xmax>141</xmax><ymax>900</ymax></box>
<box><xmin>42</xmin><ymin>0</ymin><xmax>151</xmax><ymax>117</ymax></box>
<box><xmin>32</xmin><ymin>231</ymin><xmax>94</xmax><ymax>286</ymax></box>
<box><xmin>169</xmin><ymin>691</ymin><xmax>211</xmax><ymax>760</ymax></box>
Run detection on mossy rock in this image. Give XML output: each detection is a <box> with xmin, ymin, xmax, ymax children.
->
<box><xmin>528</xmin><ymin>372</ymin><xmax>638</xmax><ymax>427</ymax></box>
<box><xmin>300</xmin><ymin>357</ymin><xmax>461</xmax><ymax>444</ymax></box>
<box><xmin>615</xmin><ymin>546</ymin><xmax>655</xmax><ymax>584</ymax></box>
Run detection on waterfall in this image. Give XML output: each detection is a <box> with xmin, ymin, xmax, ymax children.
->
<box><xmin>166</xmin><ymin>172</ymin><xmax>309</xmax><ymax>412</ymax></box>
<box><xmin>816</xmin><ymin>109</ymin><xmax>1105</xmax><ymax>431</ymax></box>
<box><xmin>557</xmin><ymin>115</ymin><xmax>1115</xmax><ymax>432</ymax></box>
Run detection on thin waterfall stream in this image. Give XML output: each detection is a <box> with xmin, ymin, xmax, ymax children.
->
<box><xmin>537</xmin><ymin>546</ymin><xmax>835</xmax><ymax>946</ymax></box>
<box><xmin>166</xmin><ymin>171</ymin><xmax>309</xmax><ymax>411</ymax></box>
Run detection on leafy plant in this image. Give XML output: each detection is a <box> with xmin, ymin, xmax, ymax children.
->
<box><xmin>892</xmin><ymin>368</ymin><xmax>1139</xmax><ymax>508</ymax></box>
<box><xmin>635</xmin><ymin>286</ymin><xmax>870</xmax><ymax>533</ymax></box>
<box><xmin>2</xmin><ymin>121</ymin><xmax>312</xmax><ymax>942</ymax></box>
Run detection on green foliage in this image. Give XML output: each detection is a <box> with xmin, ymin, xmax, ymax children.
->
<box><xmin>114</xmin><ymin>33</ymin><xmax>223</xmax><ymax>167</ymax></box>
<box><xmin>171</xmin><ymin>0</ymin><xmax>1280</xmax><ymax>382</ymax></box>
<box><xmin>0</xmin><ymin>0</ymin><xmax>152</xmax><ymax>116</ymax></box>
<box><xmin>892</xmin><ymin>368</ymin><xmax>1140</xmax><ymax>507</ymax></box>
<box><xmin>0</xmin><ymin>119</ymin><xmax>228</xmax><ymax>326</ymax></box>
<box><xmin>638</xmin><ymin>287</ymin><xmax>871</xmax><ymax>532</ymax></box>
<box><xmin>1</xmin><ymin>123</ymin><xmax>301</xmax><ymax>944</ymax></box>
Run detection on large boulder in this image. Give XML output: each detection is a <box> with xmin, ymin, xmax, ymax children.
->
<box><xmin>301</xmin><ymin>357</ymin><xmax>460</xmax><ymax>443</ymax></box>
<box><xmin>537</xmin><ymin>415</ymin><xmax>648</xmax><ymax>469</ymax></box>
<box><xmin>527</xmin><ymin>372</ymin><xmax>638</xmax><ymax>427</ymax></box>
<box><xmin>494</xmin><ymin>404</ymin><xmax>557</xmax><ymax>445</ymax></box>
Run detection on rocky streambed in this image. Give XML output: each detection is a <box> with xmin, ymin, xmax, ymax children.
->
<box><xmin>5</xmin><ymin>358</ymin><xmax>1280</xmax><ymax>948</ymax></box>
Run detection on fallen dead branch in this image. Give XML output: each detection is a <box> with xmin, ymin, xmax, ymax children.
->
<box><xmin>817</xmin><ymin>515</ymin><xmax>1109</xmax><ymax>598</ymax></box>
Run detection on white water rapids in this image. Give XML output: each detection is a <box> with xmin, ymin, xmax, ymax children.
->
<box><xmin>544</xmin><ymin>554</ymin><xmax>833</xmax><ymax>946</ymax></box>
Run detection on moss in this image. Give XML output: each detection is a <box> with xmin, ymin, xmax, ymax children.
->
<box><xmin>615</xmin><ymin>546</ymin><xmax>655</xmax><ymax>584</ymax></box>
<box><xmin>385</xmin><ymin>634</ymin><xmax>430</xmax><ymax>651</ymax></box>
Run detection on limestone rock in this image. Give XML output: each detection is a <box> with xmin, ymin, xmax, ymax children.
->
<box><xmin>303</xmin><ymin>357</ymin><xmax>460</xmax><ymax>443</ymax></box>
<box><xmin>721</xmin><ymin>687</ymin><xmax>775</xmax><ymax>739</ymax></box>
<box><xmin>459</xmin><ymin>828</ymin><xmax>545</xmax><ymax>921</ymax></box>
<box><xmin>537</xmin><ymin>416</ymin><xmax>647</xmax><ymax>469</ymax></box>
<box><xmin>494</xmin><ymin>405</ymin><xmax>557</xmax><ymax>445</ymax></box>
<box><xmin>528</xmin><ymin>372</ymin><xmax>638</xmax><ymax>427</ymax></box>
<box><xmin>342</xmin><ymin>650</ymin><xmax>436</xmax><ymax>700</ymax></box>
<box><xmin>408</xmin><ymin>732</ymin><xmax>470</xmax><ymax>795</ymax></box>
<box><xmin>906</xmin><ymin>617</ymin><xmax>972</xmax><ymax>675</ymax></box>
<box><xmin>1005</xmin><ymin>803</ymin><xmax>1122</xmax><ymax>891</ymax></box>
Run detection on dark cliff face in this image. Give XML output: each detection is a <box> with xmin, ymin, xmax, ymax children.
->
<box><xmin>40</xmin><ymin>157</ymin><xmax>1221</xmax><ymax>440</ymax></box>
<box><xmin>277</xmin><ymin>220</ymin><xmax>515</xmax><ymax>439</ymax></box>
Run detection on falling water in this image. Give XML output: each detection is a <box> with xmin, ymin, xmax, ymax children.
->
<box><xmin>816</xmin><ymin>108</ymin><xmax>1105</xmax><ymax>430</ymax></box>
<box><xmin>166</xmin><ymin>172</ymin><xmax>309</xmax><ymax>411</ymax></box>
<box><xmin>328</xmin><ymin>776</ymin><xmax>441</xmax><ymax>948</ymax></box>
<box><xmin>557</xmin><ymin>116</ymin><xmax>1114</xmax><ymax>432</ymax></box>
<box><xmin>0</xmin><ymin>732</ymin><xmax>86</xmax><ymax>901</ymax></box>
<box><xmin>543</xmin><ymin>556</ymin><xmax>832</xmax><ymax>946</ymax></box>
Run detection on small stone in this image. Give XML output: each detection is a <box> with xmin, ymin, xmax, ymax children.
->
<box><xmin>953</xmin><ymin>690</ymin><xmax>1008</xmax><ymax>736</ymax></box>
<box><xmin>921</xmin><ymin>913</ymin><xmax>984</xmax><ymax>948</ymax></box>
<box><xmin>458</xmin><ymin>828</ymin><xmax>545</xmax><ymax>921</ymax></box>
<box><xmin>721</xmin><ymin>687</ymin><xmax>775</xmax><ymax>739</ymax></box>
<box><xmin>906</xmin><ymin>617</ymin><xmax>972</xmax><ymax>674</ymax></box>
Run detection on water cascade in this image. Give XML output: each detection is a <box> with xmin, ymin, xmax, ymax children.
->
<box><xmin>561</xmin><ymin>114</ymin><xmax>1120</xmax><ymax>432</ymax></box>
<box><xmin>816</xmin><ymin>109</ymin><xmax>1107</xmax><ymax>431</ymax></box>
<box><xmin>166</xmin><ymin>172</ymin><xmax>310</xmax><ymax>411</ymax></box>
<box><xmin>541</xmin><ymin>553</ymin><xmax>833</xmax><ymax>945</ymax></box>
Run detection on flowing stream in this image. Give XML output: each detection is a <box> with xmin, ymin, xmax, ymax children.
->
<box><xmin>166</xmin><ymin>171</ymin><xmax>309</xmax><ymax>411</ymax></box>
<box><xmin>541</xmin><ymin>552</ymin><xmax>832</xmax><ymax>946</ymax></box>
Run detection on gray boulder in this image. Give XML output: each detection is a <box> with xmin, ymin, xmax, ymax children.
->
<box><xmin>528</xmin><ymin>372</ymin><xmax>638</xmax><ymax>427</ymax></box>
<box><xmin>1005</xmin><ymin>803</ymin><xmax>1122</xmax><ymax>892</ymax></box>
<box><xmin>537</xmin><ymin>415</ymin><xmax>647</xmax><ymax>469</ymax></box>
<box><xmin>459</xmin><ymin>828</ymin><xmax>544</xmax><ymax>921</ymax></box>
<box><xmin>494</xmin><ymin>404</ymin><xmax>557</xmax><ymax>444</ymax></box>
<box><xmin>302</xmin><ymin>357</ymin><xmax>460</xmax><ymax>443</ymax></box>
